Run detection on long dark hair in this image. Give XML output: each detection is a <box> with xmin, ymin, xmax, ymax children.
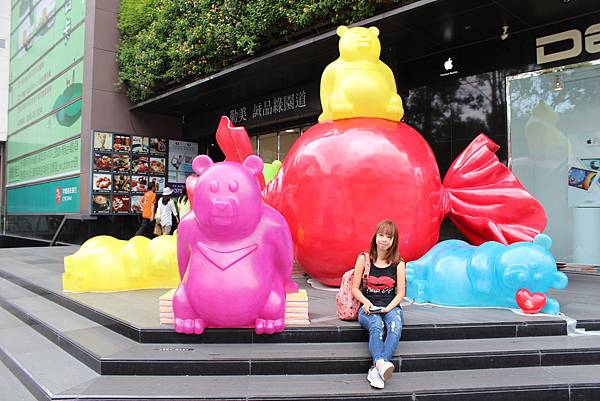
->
<box><xmin>368</xmin><ymin>219</ymin><xmax>400</xmax><ymax>264</ymax></box>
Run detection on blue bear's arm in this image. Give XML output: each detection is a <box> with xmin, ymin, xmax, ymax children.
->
<box><xmin>408</xmin><ymin>240</ymin><xmax>469</xmax><ymax>272</ymax></box>
<box><xmin>467</xmin><ymin>241</ymin><xmax>505</xmax><ymax>295</ymax></box>
<box><xmin>406</xmin><ymin>240</ymin><xmax>473</xmax><ymax>303</ymax></box>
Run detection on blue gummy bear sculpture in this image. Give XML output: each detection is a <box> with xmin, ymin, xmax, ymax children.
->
<box><xmin>406</xmin><ymin>234</ymin><xmax>568</xmax><ymax>315</ymax></box>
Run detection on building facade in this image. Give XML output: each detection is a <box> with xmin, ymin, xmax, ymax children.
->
<box><xmin>5</xmin><ymin>0</ymin><xmax>180</xmax><ymax>244</ymax></box>
<box><xmin>133</xmin><ymin>0</ymin><xmax>600</xmax><ymax>264</ymax></box>
<box><xmin>3</xmin><ymin>0</ymin><xmax>600</xmax><ymax>264</ymax></box>
<box><xmin>0</xmin><ymin>0</ymin><xmax>9</xmax><ymax>215</ymax></box>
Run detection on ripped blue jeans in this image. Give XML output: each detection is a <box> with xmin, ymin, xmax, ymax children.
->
<box><xmin>358</xmin><ymin>306</ymin><xmax>403</xmax><ymax>364</ymax></box>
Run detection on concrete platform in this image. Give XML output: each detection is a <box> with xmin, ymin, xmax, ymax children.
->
<box><xmin>2</xmin><ymin>246</ymin><xmax>596</xmax><ymax>328</ymax></box>
<box><xmin>0</xmin><ymin>246</ymin><xmax>598</xmax><ymax>342</ymax></box>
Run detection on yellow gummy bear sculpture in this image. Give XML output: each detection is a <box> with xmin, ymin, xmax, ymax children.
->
<box><xmin>63</xmin><ymin>235</ymin><xmax>180</xmax><ymax>292</ymax></box>
<box><xmin>318</xmin><ymin>25</ymin><xmax>404</xmax><ymax>123</ymax></box>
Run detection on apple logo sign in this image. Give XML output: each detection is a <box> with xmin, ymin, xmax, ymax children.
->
<box><xmin>444</xmin><ymin>57</ymin><xmax>453</xmax><ymax>71</ymax></box>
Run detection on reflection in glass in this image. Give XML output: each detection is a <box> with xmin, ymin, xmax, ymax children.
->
<box><xmin>405</xmin><ymin>71</ymin><xmax>507</xmax><ymax>177</ymax></box>
<box><xmin>279</xmin><ymin>129</ymin><xmax>300</xmax><ymax>162</ymax></box>
<box><xmin>508</xmin><ymin>61</ymin><xmax>600</xmax><ymax>264</ymax></box>
<box><xmin>403</xmin><ymin>70</ymin><xmax>512</xmax><ymax>241</ymax></box>
<box><xmin>258</xmin><ymin>132</ymin><xmax>277</xmax><ymax>163</ymax></box>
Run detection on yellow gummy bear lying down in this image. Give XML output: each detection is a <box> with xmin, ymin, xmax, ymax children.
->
<box><xmin>63</xmin><ymin>235</ymin><xmax>180</xmax><ymax>292</ymax></box>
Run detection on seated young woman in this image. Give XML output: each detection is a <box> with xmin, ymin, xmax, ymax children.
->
<box><xmin>351</xmin><ymin>219</ymin><xmax>406</xmax><ymax>389</ymax></box>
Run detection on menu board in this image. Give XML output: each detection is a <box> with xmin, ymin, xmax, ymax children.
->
<box><xmin>91</xmin><ymin>131</ymin><xmax>168</xmax><ymax>215</ymax></box>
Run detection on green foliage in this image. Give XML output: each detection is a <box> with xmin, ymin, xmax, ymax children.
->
<box><xmin>119</xmin><ymin>0</ymin><xmax>160</xmax><ymax>39</ymax></box>
<box><xmin>117</xmin><ymin>0</ymin><xmax>414</xmax><ymax>102</ymax></box>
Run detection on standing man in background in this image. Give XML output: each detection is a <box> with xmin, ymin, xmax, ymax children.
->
<box><xmin>135</xmin><ymin>182</ymin><xmax>156</xmax><ymax>237</ymax></box>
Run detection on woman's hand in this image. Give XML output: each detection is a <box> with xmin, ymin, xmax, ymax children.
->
<box><xmin>382</xmin><ymin>306</ymin><xmax>393</xmax><ymax>313</ymax></box>
<box><xmin>362</xmin><ymin>302</ymin><xmax>374</xmax><ymax>314</ymax></box>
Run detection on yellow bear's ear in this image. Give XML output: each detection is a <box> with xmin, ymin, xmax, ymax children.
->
<box><xmin>337</xmin><ymin>26</ymin><xmax>348</xmax><ymax>37</ymax></box>
<box><xmin>368</xmin><ymin>26</ymin><xmax>380</xmax><ymax>37</ymax></box>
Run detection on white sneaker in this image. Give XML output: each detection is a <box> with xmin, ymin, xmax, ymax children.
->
<box><xmin>367</xmin><ymin>366</ymin><xmax>384</xmax><ymax>389</ymax></box>
<box><xmin>377</xmin><ymin>361</ymin><xmax>395</xmax><ymax>382</ymax></box>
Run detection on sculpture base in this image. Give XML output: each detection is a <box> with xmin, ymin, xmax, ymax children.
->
<box><xmin>159</xmin><ymin>288</ymin><xmax>310</xmax><ymax>326</ymax></box>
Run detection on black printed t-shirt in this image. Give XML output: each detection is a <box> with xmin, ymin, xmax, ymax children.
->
<box><xmin>363</xmin><ymin>262</ymin><xmax>398</xmax><ymax>307</ymax></box>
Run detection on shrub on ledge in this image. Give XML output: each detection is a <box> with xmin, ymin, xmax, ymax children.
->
<box><xmin>117</xmin><ymin>0</ymin><xmax>414</xmax><ymax>102</ymax></box>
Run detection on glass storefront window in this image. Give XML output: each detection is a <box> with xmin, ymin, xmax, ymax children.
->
<box><xmin>508</xmin><ymin>59</ymin><xmax>600</xmax><ymax>264</ymax></box>
<box><xmin>279</xmin><ymin>128</ymin><xmax>301</xmax><ymax>162</ymax></box>
<box><xmin>405</xmin><ymin>71</ymin><xmax>508</xmax><ymax>177</ymax></box>
<box><xmin>258</xmin><ymin>132</ymin><xmax>277</xmax><ymax>163</ymax></box>
<box><xmin>252</xmin><ymin>125</ymin><xmax>310</xmax><ymax>163</ymax></box>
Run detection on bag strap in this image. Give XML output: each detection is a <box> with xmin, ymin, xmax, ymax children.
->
<box><xmin>361</xmin><ymin>252</ymin><xmax>371</xmax><ymax>292</ymax></box>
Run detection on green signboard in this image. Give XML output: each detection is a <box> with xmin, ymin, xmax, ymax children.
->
<box><xmin>7</xmin><ymin>176</ymin><xmax>80</xmax><ymax>214</ymax></box>
<box><xmin>7</xmin><ymin>109</ymin><xmax>81</xmax><ymax>161</ymax></box>
<box><xmin>7</xmin><ymin>0</ymin><xmax>85</xmax><ymax>213</ymax></box>
<box><xmin>10</xmin><ymin>23</ymin><xmax>84</xmax><ymax>107</ymax></box>
<box><xmin>8</xmin><ymin>60</ymin><xmax>83</xmax><ymax>134</ymax></box>
<box><xmin>10</xmin><ymin>0</ymin><xmax>85</xmax><ymax>69</ymax></box>
<box><xmin>7</xmin><ymin>138</ymin><xmax>80</xmax><ymax>184</ymax></box>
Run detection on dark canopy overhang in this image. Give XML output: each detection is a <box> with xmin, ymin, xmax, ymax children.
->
<box><xmin>130</xmin><ymin>0</ymin><xmax>600</xmax><ymax>116</ymax></box>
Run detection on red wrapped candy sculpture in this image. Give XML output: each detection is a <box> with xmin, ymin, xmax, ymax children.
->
<box><xmin>221</xmin><ymin>25</ymin><xmax>547</xmax><ymax>286</ymax></box>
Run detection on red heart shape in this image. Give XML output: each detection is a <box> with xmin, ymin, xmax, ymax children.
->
<box><xmin>516</xmin><ymin>289</ymin><xmax>547</xmax><ymax>314</ymax></box>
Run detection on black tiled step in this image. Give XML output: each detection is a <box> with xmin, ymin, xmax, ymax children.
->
<box><xmin>0</xmin><ymin>269</ymin><xmax>570</xmax><ymax>344</ymax></box>
<box><xmin>1</xmin><ymin>314</ymin><xmax>599</xmax><ymax>401</ymax></box>
<box><xmin>140</xmin><ymin>320</ymin><xmax>568</xmax><ymax>344</ymax></box>
<box><xmin>0</xmin><ymin>283</ymin><xmax>598</xmax><ymax>400</ymax></box>
<box><xmin>1</xmin><ymin>278</ymin><xmax>600</xmax><ymax>378</ymax></box>
<box><xmin>577</xmin><ymin>320</ymin><xmax>600</xmax><ymax>331</ymax></box>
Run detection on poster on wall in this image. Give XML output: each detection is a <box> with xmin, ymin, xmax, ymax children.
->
<box><xmin>90</xmin><ymin>131</ymin><xmax>168</xmax><ymax>215</ymax></box>
<box><xmin>567</xmin><ymin>132</ymin><xmax>600</xmax><ymax>207</ymax></box>
<box><xmin>131</xmin><ymin>175</ymin><xmax>149</xmax><ymax>193</ymax></box>
<box><xmin>92</xmin><ymin>173</ymin><xmax>112</xmax><ymax>192</ymax></box>
<box><xmin>112</xmin><ymin>154</ymin><xmax>130</xmax><ymax>173</ymax></box>
<box><xmin>113</xmin><ymin>135</ymin><xmax>131</xmax><ymax>152</ymax></box>
<box><xmin>149</xmin><ymin>157</ymin><xmax>166</xmax><ymax>175</ymax></box>
<box><xmin>112</xmin><ymin>195</ymin><xmax>131</xmax><ymax>214</ymax></box>
<box><xmin>131</xmin><ymin>156</ymin><xmax>149</xmax><ymax>174</ymax></box>
<box><xmin>93</xmin><ymin>153</ymin><xmax>112</xmax><ymax>172</ymax></box>
<box><xmin>94</xmin><ymin>132</ymin><xmax>113</xmax><ymax>151</ymax></box>
<box><xmin>131</xmin><ymin>195</ymin><xmax>143</xmax><ymax>214</ymax></box>
<box><xmin>113</xmin><ymin>175</ymin><xmax>131</xmax><ymax>193</ymax></box>
<box><xmin>150</xmin><ymin>138</ymin><xmax>167</xmax><ymax>155</ymax></box>
<box><xmin>149</xmin><ymin>176</ymin><xmax>166</xmax><ymax>193</ymax></box>
<box><xmin>167</xmin><ymin>140</ymin><xmax>199</xmax><ymax>196</ymax></box>
<box><xmin>92</xmin><ymin>194</ymin><xmax>111</xmax><ymax>214</ymax></box>
<box><xmin>132</xmin><ymin>136</ymin><xmax>149</xmax><ymax>153</ymax></box>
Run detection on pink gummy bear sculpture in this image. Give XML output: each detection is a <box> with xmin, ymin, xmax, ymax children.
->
<box><xmin>173</xmin><ymin>154</ymin><xmax>298</xmax><ymax>335</ymax></box>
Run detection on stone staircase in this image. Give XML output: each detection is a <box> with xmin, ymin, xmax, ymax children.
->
<box><xmin>0</xmin><ymin>264</ymin><xmax>599</xmax><ymax>400</ymax></box>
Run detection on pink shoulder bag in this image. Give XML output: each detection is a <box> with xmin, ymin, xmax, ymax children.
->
<box><xmin>336</xmin><ymin>252</ymin><xmax>371</xmax><ymax>320</ymax></box>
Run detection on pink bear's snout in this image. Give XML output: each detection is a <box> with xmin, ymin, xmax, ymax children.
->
<box><xmin>209</xmin><ymin>197</ymin><xmax>237</xmax><ymax>226</ymax></box>
<box><xmin>213</xmin><ymin>199</ymin><xmax>232</xmax><ymax>213</ymax></box>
